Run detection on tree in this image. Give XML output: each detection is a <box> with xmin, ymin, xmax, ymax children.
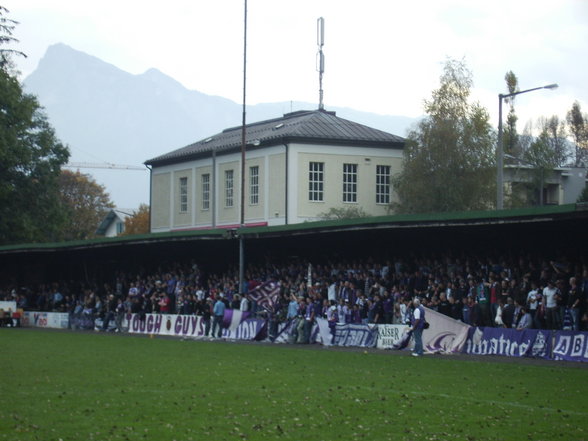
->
<box><xmin>57</xmin><ymin>170</ymin><xmax>114</xmax><ymax>241</ymax></box>
<box><xmin>317</xmin><ymin>206</ymin><xmax>370</xmax><ymax>221</ymax></box>
<box><xmin>503</xmin><ymin>71</ymin><xmax>520</xmax><ymax>157</ymax></box>
<box><xmin>566</xmin><ymin>101</ymin><xmax>588</xmax><ymax>166</ymax></box>
<box><xmin>121</xmin><ymin>203</ymin><xmax>150</xmax><ymax>235</ymax></box>
<box><xmin>0</xmin><ymin>7</ymin><xmax>70</xmax><ymax>245</ymax></box>
<box><xmin>392</xmin><ymin>59</ymin><xmax>495</xmax><ymax>213</ymax></box>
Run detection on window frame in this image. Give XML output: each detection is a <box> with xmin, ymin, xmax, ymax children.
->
<box><xmin>342</xmin><ymin>163</ymin><xmax>358</xmax><ymax>203</ymax></box>
<box><xmin>308</xmin><ymin>161</ymin><xmax>324</xmax><ymax>202</ymax></box>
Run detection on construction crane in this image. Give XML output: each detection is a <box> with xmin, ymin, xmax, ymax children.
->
<box><xmin>64</xmin><ymin>162</ymin><xmax>146</xmax><ymax>171</ymax></box>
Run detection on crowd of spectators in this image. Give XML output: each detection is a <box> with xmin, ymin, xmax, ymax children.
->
<box><xmin>2</xmin><ymin>252</ymin><xmax>588</xmax><ymax>332</ymax></box>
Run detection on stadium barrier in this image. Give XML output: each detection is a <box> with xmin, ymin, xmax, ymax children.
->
<box><xmin>17</xmin><ymin>307</ymin><xmax>588</xmax><ymax>362</ymax></box>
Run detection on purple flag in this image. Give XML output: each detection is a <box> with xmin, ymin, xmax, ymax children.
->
<box><xmin>247</xmin><ymin>281</ymin><xmax>280</xmax><ymax>313</ymax></box>
<box><xmin>223</xmin><ymin>309</ymin><xmax>250</xmax><ymax>332</ymax></box>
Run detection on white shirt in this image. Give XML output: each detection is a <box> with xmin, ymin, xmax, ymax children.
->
<box><xmin>526</xmin><ymin>289</ymin><xmax>539</xmax><ymax>310</ymax></box>
<box><xmin>543</xmin><ymin>286</ymin><xmax>558</xmax><ymax>308</ymax></box>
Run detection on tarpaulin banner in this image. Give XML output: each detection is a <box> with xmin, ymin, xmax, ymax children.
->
<box><xmin>552</xmin><ymin>331</ymin><xmax>588</xmax><ymax>362</ymax></box>
<box><xmin>23</xmin><ymin>311</ymin><xmax>69</xmax><ymax>329</ymax></box>
<box><xmin>312</xmin><ymin>318</ymin><xmax>377</xmax><ymax>347</ymax></box>
<box><xmin>423</xmin><ymin>307</ymin><xmax>471</xmax><ymax>354</ymax></box>
<box><xmin>376</xmin><ymin>325</ymin><xmax>408</xmax><ymax>350</ymax></box>
<box><xmin>126</xmin><ymin>313</ymin><xmax>266</xmax><ymax>341</ymax></box>
<box><xmin>464</xmin><ymin>327</ymin><xmax>552</xmax><ymax>359</ymax></box>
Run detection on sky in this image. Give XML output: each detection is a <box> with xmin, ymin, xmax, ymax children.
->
<box><xmin>6</xmin><ymin>0</ymin><xmax>588</xmax><ymax>136</ymax></box>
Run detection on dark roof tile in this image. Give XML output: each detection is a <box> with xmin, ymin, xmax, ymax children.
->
<box><xmin>145</xmin><ymin>109</ymin><xmax>405</xmax><ymax>166</ymax></box>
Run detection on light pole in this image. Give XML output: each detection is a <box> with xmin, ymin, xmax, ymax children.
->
<box><xmin>496</xmin><ymin>83</ymin><xmax>558</xmax><ymax>210</ymax></box>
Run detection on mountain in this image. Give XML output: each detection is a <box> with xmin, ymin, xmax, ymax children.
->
<box><xmin>23</xmin><ymin>43</ymin><xmax>417</xmax><ymax>207</ymax></box>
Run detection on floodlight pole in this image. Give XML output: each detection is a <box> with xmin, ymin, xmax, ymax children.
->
<box><xmin>496</xmin><ymin>83</ymin><xmax>558</xmax><ymax>210</ymax></box>
<box><xmin>239</xmin><ymin>0</ymin><xmax>247</xmax><ymax>296</ymax></box>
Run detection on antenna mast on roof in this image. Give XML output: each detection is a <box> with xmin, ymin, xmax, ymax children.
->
<box><xmin>317</xmin><ymin>17</ymin><xmax>325</xmax><ymax>110</ymax></box>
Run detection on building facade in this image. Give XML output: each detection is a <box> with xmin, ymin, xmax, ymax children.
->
<box><xmin>505</xmin><ymin>165</ymin><xmax>587</xmax><ymax>206</ymax></box>
<box><xmin>145</xmin><ymin>110</ymin><xmax>405</xmax><ymax>233</ymax></box>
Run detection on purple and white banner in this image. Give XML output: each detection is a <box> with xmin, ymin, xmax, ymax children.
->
<box><xmin>552</xmin><ymin>331</ymin><xmax>588</xmax><ymax>362</ymax></box>
<box><xmin>247</xmin><ymin>281</ymin><xmax>280</xmax><ymax>313</ymax></box>
<box><xmin>424</xmin><ymin>308</ymin><xmax>471</xmax><ymax>354</ymax></box>
<box><xmin>223</xmin><ymin>309</ymin><xmax>251</xmax><ymax>332</ymax></box>
<box><xmin>126</xmin><ymin>313</ymin><xmax>266</xmax><ymax>340</ymax></box>
<box><xmin>315</xmin><ymin>319</ymin><xmax>378</xmax><ymax>348</ymax></box>
<box><xmin>464</xmin><ymin>327</ymin><xmax>552</xmax><ymax>359</ymax></box>
<box><xmin>332</xmin><ymin>322</ymin><xmax>378</xmax><ymax>348</ymax></box>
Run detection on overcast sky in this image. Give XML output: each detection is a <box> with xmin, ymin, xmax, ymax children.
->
<box><xmin>7</xmin><ymin>0</ymin><xmax>588</xmax><ymax>132</ymax></box>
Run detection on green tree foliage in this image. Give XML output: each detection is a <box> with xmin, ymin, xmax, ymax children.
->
<box><xmin>567</xmin><ymin>101</ymin><xmax>588</xmax><ymax>166</ymax></box>
<box><xmin>392</xmin><ymin>59</ymin><xmax>495</xmax><ymax>213</ymax></box>
<box><xmin>0</xmin><ymin>8</ymin><xmax>70</xmax><ymax>244</ymax></box>
<box><xmin>57</xmin><ymin>170</ymin><xmax>114</xmax><ymax>241</ymax></box>
<box><xmin>121</xmin><ymin>203</ymin><xmax>150</xmax><ymax>235</ymax></box>
<box><xmin>503</xmin><ymin>71</ymin><xmax>520</xmax><ymax>157</ymax></box>
<box><xmin>317</xmin><ymin>206</ymin><xmax>370</xmax><ymax>221</ymax></box>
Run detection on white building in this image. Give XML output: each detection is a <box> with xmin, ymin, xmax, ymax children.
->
<box><xmin>504</xmin><ymin>164</ymin><xmax>587</xmax><ymax>206</ymax></box>
<box><xmin>145</xmin><ymin>109</ymin><xmax>405</xmax><ymax>233</ymax></box>
<box><xmin>95</xmin><ymin>208</ymin><xmax>136</xmax><ymax>237</ymax></box>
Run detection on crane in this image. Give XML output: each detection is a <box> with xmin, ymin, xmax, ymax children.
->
<box><xmin>64</xmin><ymin>162</ymin><xmax>146</xmax><ymax>171</ymax></box>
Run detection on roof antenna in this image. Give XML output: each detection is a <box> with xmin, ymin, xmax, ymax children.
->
<box><xmin>316</xmin><ymin>17</ymin><xmax>325</xmax><ymax>111</ymax></box>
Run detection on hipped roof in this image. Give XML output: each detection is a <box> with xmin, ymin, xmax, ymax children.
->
<box><xmin>145</xmin><ymin>109</ymin><xmax>405</xmax><ymax>167</ymax></box>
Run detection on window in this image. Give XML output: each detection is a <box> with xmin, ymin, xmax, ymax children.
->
<box><xmin>249</xmin><ymin>166</ymin><xmax>259</xmax><ymax>205</ymax></box>
<box><xmin>309</xmin><ymin>162</ymin><xmax>324</xmax><ymax>202</ymax></box>
<box><xmin>225</xmin><ymin>170</ymin><xmax>234</xmax><ymax>207</ymax></box>
<box><xmin>202</xmin><ymin>173</ymin><xmax>210</xmax><ymax>210</ymax></box>
<box><xmin>116</xmin><ymin>222</ymin><xmax>124</xmax><ymax>235</ymax></box>
<box><xmin>179</xmin><ymin>176</ymin><xmax>188</xmax><ymax>213</ymax></box>
<box><xmin>376</xmin><ymin>165</ymin><xmax>391</xmax><ymax>204</ymax></box>
<box><xmin>343</xmin><ymin>163</ymin><xmax>357</xmax><ymax>203</ymax></box>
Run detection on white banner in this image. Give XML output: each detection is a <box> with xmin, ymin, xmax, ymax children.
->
<box><xmin>23</xmin><ymin>311</ymin><xmax>69</xmax><ymax>329</ymax></box>
<box><xmin>0</xmin><ymin>301</ymin><xmax>17</xmax><ymax>312</ymax></box>
<box><xmin>376</xmin><ymin>325</ymin><xmax>409</xmax><ymax>349</ymax></box>
<box><xmin>423</xmin><ymin>307</ymin><xmax>470</xmax><ymax>354</ymax></box>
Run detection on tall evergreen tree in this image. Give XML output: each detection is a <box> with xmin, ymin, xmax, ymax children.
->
<box><xmin>392</xmin><ymin>59</ymin><xmax>495</xmax><ymax>213</ymax></box>
<box><xmin>503</xmin><ymin>71</ymin><xmax>520</xmax><ymax>157</ymax></box>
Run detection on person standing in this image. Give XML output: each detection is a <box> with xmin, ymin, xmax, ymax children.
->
<box><xmin>409</xmin><ymin>298</ymin><xmax>425</xmax><ymax>357</ymax></box>
<box><xmin>211</xmin><ymin>295</ymin><xmax>225</xmax><ymax>338</ymax></box>
<box><xmin>543</xmin><ymin>280</ymin><xmax>560</xmax><ymax>330</ymax></box>
<box><xmin>568</xmin><ymin>277</ymin><xmax>581</xmax><ymax>331</ymax></box>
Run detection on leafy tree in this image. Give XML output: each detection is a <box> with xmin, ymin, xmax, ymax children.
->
<box><xmin>566</xmin><ymin>101</ymin><xmax>588</xmax><ymax>166</ymax></box>
<box><xmin>317</xmin><ymin>206</ymin><xmax>369</xmax><ymax>221</ymax></box>
<box><xmin>0</xmin><ymin>7</ymin><xmax>70</xmax><ymax>245</ymax></box>
<box><xmin>121</xmin><ymin>203</ymin><xmax>150</xmax><ymax>235</ymax></box>
<box><xmin>57</xmin><ymin>170</ymin><xmax>114</xmax><ymax>241</ymax></box>
<box><xmin>392</xmin><ymin>59</ymin><xmax>495</xmax><ymax>213</ymax></box>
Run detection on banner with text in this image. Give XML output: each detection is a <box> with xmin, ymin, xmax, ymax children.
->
<box><xmin>464</xmin><ymin>327</ymin><xmax>552</xmax><ymax>359</ymax></box>
<box><xmin>552</xmin><ymin>331</ymin><xmax>588</xmax><ymax>362</ymax></box>
<box><xmin>23</xmin><ymin>311</ymin><xmax>69</xmax><ymax>329</ymax></box>
<box><xmin>125</xmin><ymin>313</ymin><xmax>266</xmax><ymax>341</ymax></box>
<box><xmin>376</xmin><ymin>325</ymin><xmax>408</xmax><ymax>350</ymax></box>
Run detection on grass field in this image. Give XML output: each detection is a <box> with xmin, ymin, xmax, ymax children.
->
<box><xmin>1</xmin><ymin>329</ymin><xmax>587</xmax><ymax>441</ymax></box>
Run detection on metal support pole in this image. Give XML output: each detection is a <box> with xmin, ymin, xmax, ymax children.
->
<box><xmin>497</xmin><ymin>94</ymin><xmax>504</xmax><ymax>210</ymax></box>
<box><xmin>239</xmin><ymin>0</ymin><xmax>247</xmax><ymax>295</ymax></box>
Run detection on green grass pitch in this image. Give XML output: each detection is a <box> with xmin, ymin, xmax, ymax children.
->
<box><xmin>1</xmin><ymin>329</ymin><xmax>586</xmax><ymax>441</ymax></box>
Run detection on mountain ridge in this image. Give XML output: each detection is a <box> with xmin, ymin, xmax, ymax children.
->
<box><xmin>23</xmin><ymin>43</ymin><xmax>416</xmax><ymax>207</ymax></box>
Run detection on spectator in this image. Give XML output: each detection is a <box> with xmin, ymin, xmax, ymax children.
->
<box><xmin>211</xmin><ymin>295</ymin><xmax>225</xmax><ymax>338</ymax></box>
